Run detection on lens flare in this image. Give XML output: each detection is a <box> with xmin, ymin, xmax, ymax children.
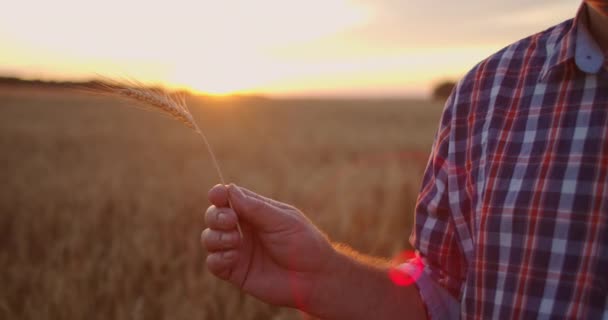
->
<box><xmin>388</xmin><ymin>250</ymin><xmax>424</xmax><ymax>286</ymax></box>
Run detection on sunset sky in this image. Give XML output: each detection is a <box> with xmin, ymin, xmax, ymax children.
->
<box><xmin>0</xmin><ymin>0</ymin><xmax>580</xmax><ymax>97</ymax></box>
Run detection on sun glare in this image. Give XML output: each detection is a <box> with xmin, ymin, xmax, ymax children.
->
<box><xmin>0</xmin><ymin>0</ymin><xmax>577</xmax><ymax>97</ymax></box>
<box><xmin>0</xmin><ymin>0</ymin><xmax>372</xmax><ymax>95</ymax></box>
<box><xmin>164</xmin><ymin>0</ymin><xmax>373</xmax><ymax>95</ymax></box>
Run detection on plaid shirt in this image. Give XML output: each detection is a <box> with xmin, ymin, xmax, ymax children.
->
<box><xmin>410</xmin><ymin>4</ymin><xmax>608</xmax><ymax>319</ymax></box>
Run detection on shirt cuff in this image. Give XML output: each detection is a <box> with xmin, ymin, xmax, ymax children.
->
<box><xmin>396</xmin><ymin>262</ymin><xmax>460</xmax><ymax>320</ymax></box>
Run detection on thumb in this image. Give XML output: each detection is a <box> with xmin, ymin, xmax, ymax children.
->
<box><xmin>228</xmin><ymin>184</ymin><xmax>285</xmax><ymax>231</ymax></box>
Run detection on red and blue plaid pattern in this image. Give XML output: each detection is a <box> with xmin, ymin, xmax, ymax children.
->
<box><xmin>410</xmin><ymin>4</ymin><xmax>608</xmax><ymax>319</ymax></box>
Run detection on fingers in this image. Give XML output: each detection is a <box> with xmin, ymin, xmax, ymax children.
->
<box><xmin>227</xmin><ymin>184</ymin><xmax>287</xmax><ymax>231</ymax></box>
<box><xmin>208</xmin><ymin>184</ymin><xmax>229</xmax><ymax>207</ymax></box>
<box><xmin>201</xmin><ymin>228</ymin><xmax>241</xmax><ymax>251</ymax></box>
<box><xmin>205</xmin><ymin>205</ymin><xmax>238</xmax><ymax>230</ymax></box>
<box><xmin>201</xmin><ymin>227</ymin><xmax>241</xmax><ymax>281</ymax></box>
<box><xmin>206</xmin><ymin>250</ymin><xmax>239</xmax><ymax>280</ymax></box>
<box><xmin>236</xmin><ymin>184</ymin><xmax>294</xmax><ymax>210</ymax></box>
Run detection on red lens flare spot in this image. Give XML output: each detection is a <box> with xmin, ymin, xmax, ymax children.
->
<box><xmin>389</xmin><ymin>268</ymin><xmax>417</xmax><ymax>286</ymax></box>
<box><xmin>388</xmin><ymin>250</ymin><xmax>424</xmax><ymax>287</ymax></box>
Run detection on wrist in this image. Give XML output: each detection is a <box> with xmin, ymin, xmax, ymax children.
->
<box><xmin>305</xmin><ymin>243</ymin><xmax>392</xmax><ymax>320</ymax></box>
<box><xmin>303</xmin><ymin>244</ymin><xmax>427</xmax><ymax>320</ymax></box>
<box><xmin>305</xmin><ymin>243</ymin><xmax>353</xmax><ymax>318</ymax></box>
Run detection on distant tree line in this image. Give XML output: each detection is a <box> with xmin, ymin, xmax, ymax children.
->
<box><xmin>0</xmin><ymin>76</ymin><xmax>99</xmax><ymax>89</ymax></box>
<box><xmin>431</xmin><ymin>80</ymin><xmax>456</xmax><ymax>101</ymax></box>
<box><xmin>3</xmin><ymin>75</ymin><xmax>459</xmax><ymax>102</ymax></box>
<box><xmin>0</xmin><ymin>76</ymin><xmax>172</xmax><ymax>92</ymax></box>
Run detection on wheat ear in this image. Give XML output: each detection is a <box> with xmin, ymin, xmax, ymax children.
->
<box><xmin>89</xmin><ymin>79</ymin><xmax>243</xmax><ymax>238</ymax></box>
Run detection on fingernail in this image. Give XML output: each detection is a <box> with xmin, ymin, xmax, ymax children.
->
<box><xmin>229</xmin><ymin>184</ymin><xmax>244</xmax><ymax>199</ymax></box>
<box><xmin>218</xmin><ymin>212</ymin><xmax>228</xmax><ymax>225</ymax></box>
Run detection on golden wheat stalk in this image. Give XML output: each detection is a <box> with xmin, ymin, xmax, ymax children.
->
<box><xmin>88</xmin><ymin>79</ymin><xmax>243</xmax><ymax>238</ymax></box>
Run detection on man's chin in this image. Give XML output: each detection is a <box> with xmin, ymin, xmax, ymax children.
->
<box><xmin>585</xmin><ymin>0</ymin><xmax>608</xmax><ymax>17</ymax></box>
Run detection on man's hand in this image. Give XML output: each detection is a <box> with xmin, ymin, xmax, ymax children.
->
<box><xmin>201</xmin><ymin>184</ymin><xmax>335</xmax><ymax>309</ymax></box>
<box><xmin>201</xmin><ymin>184</ymin><xmax>427</xmax><ymax>319</ymax></box>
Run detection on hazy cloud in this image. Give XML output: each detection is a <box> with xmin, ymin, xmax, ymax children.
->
<box><xmin>341</xmin><ymin>0</ymin><xmax>580</xmax><ymax>47</ymax></box>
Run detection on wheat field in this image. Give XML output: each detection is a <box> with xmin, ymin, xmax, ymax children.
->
<box><xmin>0</xmin><ymin>86</ymin><xmax>443</xmax><ymax>319</ymax></box>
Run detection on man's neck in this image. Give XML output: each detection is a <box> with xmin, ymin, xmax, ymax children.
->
<box><xmin>586</xmin><ymin>4</ymin><xmax>608</xmax><ymax>53</ymax></box>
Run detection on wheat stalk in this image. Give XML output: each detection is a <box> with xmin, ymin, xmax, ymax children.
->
<box><xmin>88</xmin><ymin>79</ymin><xmax>243</xmax><ymax>238</ymax></box>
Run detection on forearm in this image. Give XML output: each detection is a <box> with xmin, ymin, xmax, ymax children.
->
<box><xmin>306</xmin><ymin>244</ymin><xmax>427</xmax><ymax>320</ymax></box>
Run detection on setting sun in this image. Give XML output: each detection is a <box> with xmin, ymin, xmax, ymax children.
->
<box><xmin>0</xmin><ymin>0</ymin><xmax>578</xmax><ymax>97</ymax></box>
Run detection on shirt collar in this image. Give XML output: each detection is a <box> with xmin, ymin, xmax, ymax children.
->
<box><xmin>540</xmin><ymin>3</ymin><xmax>605</xmax><ymax>81</ymax></box>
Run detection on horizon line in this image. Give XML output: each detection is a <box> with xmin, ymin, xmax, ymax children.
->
<box><xmin>0</xmin><ymin>74</ymin><xmax>451</xmax><ymax>101</ymax></box>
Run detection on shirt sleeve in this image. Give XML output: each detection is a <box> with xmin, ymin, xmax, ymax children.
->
<box><xmin>408</xmin><ymin>89</ymin><xmax>468</xmax><ymax>316</ymax></box>
<box><xmin>397</xmin><ymin>260</ymin><xmax>460</xmax><ymax>320</ymax></box>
